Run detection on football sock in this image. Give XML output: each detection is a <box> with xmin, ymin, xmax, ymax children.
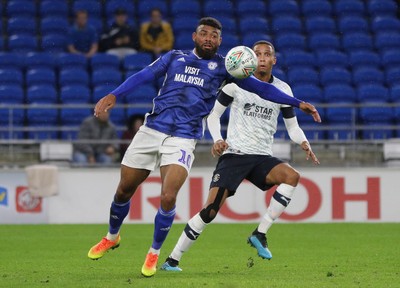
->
<box><xmin>107</xmin><ymin>196</ymin><xmax>131</xmax><ymax>238</ymax></box>
<box><xmin>258</xmin><ymin>184</ymin><xmax>296</xmax><ymax>234</ymax></box>
<box><xmin>170</xmin><ymin>213</ymin><xmax>206</xmax><ymax>261</ymax></box>
<box><xmin>151</xmin><ymin>206</ymin><xmax>176</xmax><ymax>250</ymax></box>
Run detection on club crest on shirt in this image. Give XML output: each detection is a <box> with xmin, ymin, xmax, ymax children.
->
<box><xmin>208</xmin><ymin>62</ymin><xmax>217</xmax><ymax>70</ymax></box>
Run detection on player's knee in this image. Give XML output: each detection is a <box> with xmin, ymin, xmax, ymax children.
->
<box><xmin>160</xmin><ymin>193</ymin><xmax>177</xmax><ymax>210</ymax></box>
<box><xmin>284</xmin><ymin>169</ymin><xmax>300</xmax><ymax>186</ymax></box>
<box><xmin>199</xmin><ymin>206</ymin><xmax>219</xmax><ymax>223</ymax></box>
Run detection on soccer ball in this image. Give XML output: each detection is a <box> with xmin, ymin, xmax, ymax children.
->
<box><xmin>225</xmin><ymin>46</ymin><xmax>258</xmax><ymax>79</ymax></box>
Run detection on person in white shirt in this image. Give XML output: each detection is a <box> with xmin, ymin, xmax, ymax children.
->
<box><xmin>161</xmin><ymin>40</ymin><xmax>320</xmax><ymax>272</ymax></box>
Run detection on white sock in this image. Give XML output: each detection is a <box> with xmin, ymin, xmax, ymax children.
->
<box><xmin>170</xmin><ymin>213</ymin><xmax>206</xmax><ymax>261</ymax></box>
<box><xmin>106</xmin><ymin>232</ymin><xmax>119</xmax><ymax>241</ymax></box>
<box><xmin>149</xmin><ymin>247</ymin><xmax>160</xmax><ymax>256</ymax></box>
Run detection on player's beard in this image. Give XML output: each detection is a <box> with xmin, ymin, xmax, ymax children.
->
<box><xmin>195</xmin><ymin>42</ymin><xmax>218</xmax><ymax>59</ymax></box>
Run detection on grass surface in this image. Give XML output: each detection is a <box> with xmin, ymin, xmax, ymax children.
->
<box><xmin>0</xmin><ymin>223</ymin><xmax>399</xmax><ymax>288</ymax></box>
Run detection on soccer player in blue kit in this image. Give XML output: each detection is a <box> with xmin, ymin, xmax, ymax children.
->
<box><xmin>87</xmin><ymin>17</ymin><xmax>321</xmax><ymax>277</ymax></box>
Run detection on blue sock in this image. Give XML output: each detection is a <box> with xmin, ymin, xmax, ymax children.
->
<box><xmin>109</xmin><ymin>197</ymin><xmax>131</xmax><ymax>235</ymax></box>
<box><xmin>152</xmin><ymin>206</ymin><xmax>176</xmax><ymax>250</ymax></box>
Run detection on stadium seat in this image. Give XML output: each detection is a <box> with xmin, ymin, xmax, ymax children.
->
<box><xmin>271</xmin><ymin>16</ymin><xmax>302</xmax><ymax>34</ymax></box>
<box><xmin>6</xmin><ymin>1</ymin><xmax>37</xmax><ymax>18</ymax></box>
<box><xmin>173</xmin><ymin>34</ymin><xmax>193</xmax><ymax>50</ymax></box>
<box><xmin>123</xmin><ymin>53</ymin><xmax>153</xmax><ymax>71</ymax></box>
<box><xmin>26</xmin><ymin>69</ymin><xmax>56</xmax><ymax>87</ymax></box>
<box><xmin>219</xmin><ymin>33</ymin><xmax>240</xmax><ymax>51</ymax></box>
<box><xmin>26</xmin><ymin>106</ymin><xmax>59</xmax><ymax>140</ymax></box>
<box><xmin>60</xmin><ymin>107</ymin><xmax>92</xmax><ymax>126</ymax></box>
<box><xmin>324</xmin><ymin>84</ymin><xmax>357</xmax><ymax>103</ymax></box>
<box><xmin>359</xmin><ymin>106</ymin><xmax>394</xmax><ymax>139</ymax></box>
<box><xmin>109</xmin><ymin>106</ymin><xmax>127</xmax><ymax>126</ymax></box>
<box><xmin>269</xmin><ymin>0</ymin><xmax>300</xmax><ymax>15</ymax></box>
<box><xmin>91</xmin><ymin>69</ymin><xmax>122</xmax><ymax>88</ymax></box>
<box><xmin>40</xmin><ymin>17</ymin><xmax>69</xmax><ymax>36</ymax></box>
<box><xmin>305</xmin><ymin>17</ymin><xmax>336</xmax><ymax>35</ymax></box>
<box><xmin>0</xmin><ymin>85</ymin><xmax>24</xmax><ymax>104</ymax></box>
<box><xmin>287</xmin><ymin>67</ymin><xmax>319</xmax><ymax>85</ymax></box>
<box><xmin>308</xmin><ymin>33</ymin><xmax>340</xmax><ymax>51</ymax></box>
<box><xmin>26</xmin><ymin>85</ymin><xmax>58</xmax><ymax>104</ymax></box>
<box><xmin>241</xmin><ymin>34</ymin><xmax>272</xmax><ymax>49</ymax></box>
<box><xmin>291</xmin><ymin>84</ymin><xmax>324</xmax><ymax>103</ymax></box>
<box><xmin>342</xmin><ymin>32</ymin><xmax>373</xmax><ymax>51</ymax></box>
<box><xmin>217</xmin><ymin>17</ymin><xmax>238</xmax><ymax>35</ymax></box>
<box><xmin>320</xmin><ymin>67</ymin><xmax>352</xmax><ymax>86</ymax></box>
<box><xmin>357</xmin><ymin>84</ymin><xmax>389</xmax><ymax>102</ymax></box>
<box><xmin>41</xmin><ymin>34</ymin><xmax>67</xmax><ymax>53</ymax></box>
<box><xmin>381</xmin><ymin>50</ymin><xmax>400</xmax><ymax>70</ymax></box>
<box><xmin>126</xmin><ymin>107</ymin><xmax>150</xmax><ymax>121</ymax></box>
<box><xmin>371</xmin><ymin>16</ymin><xmax>400</xmax><ymax>34</ymax></box>
<box><xmin>334</xmin><ymin>0</ymin><xmax>365</xmax><ymax>16</ymax></box>
<box><xmin>8</xmin><ymin>34</ymin><xmax>38</xmax><ymax>53</ymax></box>
<box><xmin>374</xmin><ymin>32</ymin><xmax>400</xmax><ymax>52</ymax></box>
<box><xmin>57</xmin><ymin>53</ymin><xmax>87</xmax><ymax>70</ymax></box>
<box><xmin>39</xmin><ymin>1</ymin><xmax>69</xmax><ymax>18</ymax></box>
<box><xmin>7</xmin><ymin>17</ymin><xmax>37</xmax><ymax>36</ymax></box>
<box><xmin>173</xmin><ymin>17</ymin><xmax>199</xmax><ymax>37</ymax></box>
<box><xmin>316</xmin><ymin>50</ymin><xmax>348</xmax><ymax>69</ymax></box>
<box><xmin>72</xmin><ymin>0</ymin><xmax>102</xmax><ymax>18</ymax></box>
<box><xmin>272</xmin><ymin>67</ymin><xmax>287</xmax><ymax>82</ymax></box>
<box><xmin>385</xmin><ymin>68</ymin><xmax>400</xmax><ymax>85</ymax></box>
<box><xmin>125</xmin><ymin>84</ymin><xmax>157</xmax><ymax>103</ymax></box>
<box><xmin>0</xmin><ymin>52</ymin><xmax>24</xmax><ymax>70</ymax></box>
<box><xmin>0</xmin><ymin>38</ymin><xmax>4</xmax><ymax>51</ymax></box>
<box><xmin>302</xmin><ymin>0</ymin><xmax>333</xmax><ymax>17</ymax></box>
<box><xmin>90</xmin><ymin>53</ymin><xmax>120</xmax><ymax>70</ymax></box>
<box><xmin>326</xmin><ymin>106</ymin><xmax>357</xmax><ymax>123</ymax></box>
<box><xmin>367</xmin><ymin>0</ymin><xmax>399</xmax><ymax>17</ymax></box>
<box><xmin>349</xmin><ymin>50</ymin><xmax>381</xmax><ymax>69</ymax></box>
<box><xmin>236</xmin><ymin>0</ymin><xmax>267</xmax><ymax>18</ymax></box>
<box><xmin>59</xmin><ymin>68</ymin><xmax>90</xmax><ymax>87</ymax></box>
<box><xmin>275</xmin><ymin>33</ymin><xmax>306</xmax><ymax>52</ymax></box>
<box><xmin>87</xmin><ymin>18</ymin><xmax>104</xmax><ymax>35</ymax></box>
<box><xmin>0</xmin><ymin>68</ymin><xmax>23</xmax><ymax>85</ymax></box>
<box><xmin>0</xmin><ymin>106</ymin><xmax>24</xmax><ymax>125</ymax></box>
<box><xmin>203</xmin><ymin>0</ymin><xmax>235</xmax><ymax>18</ymax></box>
<box><xmin>390</xmin><ymin>84</ymin><xmax>400</xmax><ymax>102</ymax></box>
<box><xmin>284</xmin><ymin>51</ymin><xmax>316</xmax><ymax>69</ymax></box>
<box><xmin>238</xmin><ymin>17</ymin><xmax>269</xmax><ymax>37</ymax></box>
<box><xmin>137</xmin><ymin>0</ymin><xmax>168</xmax><ymax>20</ymax></box>
<box><xmin>353</xmin><ymin>67</ymin><xmax>385</xmax><ymax>86</ymax></box>
<box><xmin>92</xmin><ymin>85</ymin><xmax>117</xmax><ymax>103</ymax></box>
<box><xmin>338</xmin><ymin>16</ymin><xmax>369</xmax><ymax>34</ymax></box>
<box><xmin>60</xmin><ymin>85</ymin><xmax>91</xmax><ymax>103</ymax></box>
<box><xmin>25</xmin><ymin>52</ymin><xmax>56</xmax><ymax>70</ymax></box>
<box><xmin>170</xmin><ymin>0</ymin><xmax>200</xmax><ymax>18</ymax></box>
<box><xmin>105</xmin><ymin>0</ymin><xmax>135</xmax><ymax>19</ymax></box>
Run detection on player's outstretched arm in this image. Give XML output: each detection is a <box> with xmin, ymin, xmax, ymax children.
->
<box><xmin>94</xmin><ymin>94</ymin><xmax>116</xmax><ymax>116</ymax></box>
<box><xmin>299</xmin><ymin>102</ymin><xmax>321</xmax><ymax>123</ymax></box>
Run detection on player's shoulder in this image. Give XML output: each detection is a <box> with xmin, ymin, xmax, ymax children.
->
<box><xmin>271</xmin><ymin>75</ymin><xmax>293</xmax><ymax>95</ymax></box>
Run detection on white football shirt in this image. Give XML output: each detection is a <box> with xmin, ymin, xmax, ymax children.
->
<box><xmin>222</xmin><ymin>76</ymin><xmax>293</xmax><ymax>156</ymax></box>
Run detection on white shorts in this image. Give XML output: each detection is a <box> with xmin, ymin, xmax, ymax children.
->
<box><xmin>121</xmin><ymin>125</ymin><xmax>196</xmax><ymax>172</ymax></box>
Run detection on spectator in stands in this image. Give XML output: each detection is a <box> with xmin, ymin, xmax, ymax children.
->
<box><xmin>100</xmin><ymin>8</ymin><xmax>140</xmax><ymax>60</ymax></box>
<box><xmin>140</xmin><ymin>8</ymin><xmax>174</xmax><ymax>57</ymax></box>
<box><xmin>73</xmin><ymin>112</ymin><xmax>118</xmax><ymax>165</ymax></box>
<box><xmin>120</xmin><ymin>114</ymin><xmax>145</xmax><ymax>160</ymax></box>
<box><xmin>67</xmin><ymin>10</ymin><xmax>98</xmax><ymax>58</ymax></box>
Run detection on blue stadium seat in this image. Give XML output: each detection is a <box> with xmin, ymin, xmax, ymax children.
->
<box><xmin>72</xmin><ymin>0</ymin><xmax>102</xmax><ymax>18</ymax></box>
<box><xmin>217</xmin><ymin>17</ymin><xmax>238</xmax><ymax>35</ymax></box>
<box><xmin>59</xmin><ymin>68</ymin><xmax>90</xmax><ymax>87</ymax></box>
<box><xmin>0</xmin><ymin>38</ymin><xmax>4</xmax><ymax>51</ymax></box>
<box><xmin>359</xmin><ymin>106</ymin><xmax>394</xmax><ymax>139</ymax></box>
<box><xmin>90</xmin><ymin>53</ymin><xmax>120</xmax><ymax>70</ymax></box>
<box><xmin>275</xmin><ymin>33</ymin><xmax>306</xmax><ymax>52</ymax></box>
<box><xmin>91</xmin><ymin>69</ymin><xmax>122</xmax><ymax>88</ymax></box>
<box><xmin>26</xmin><ymin>106</ymin><xmax>59</xmax><ymax>140</ymax></box>
<box><xmin>316</xmin><ymin>50</ymin><xmax>348</xmax><ymax>68</ymax></box>
<box><xmin>174</xmin><ymin>34</ymin><xmax>194</xmax><ymax>50</ymax></box>
<box><xmin>203</xmin><ymin>0</ymin><xmax>235</xmax><ymax>18</ymax></box>
<box><xmin>26</xmin><ymin>69</ymin><xmax>56</xmax><ymax>87</ymax></box>
<box><xmin>236</xmin><ymin>0</ymin><xmax>267</xmax><ymax>18</ymax></box>
<box><xmin>123</xmin><ymin>53</ymin><xmax>153</xmax><ymax>71</ymax></box>
<box><xmin>302</xmin><ymin>0</ymin><xmax>333</xmax><ymax>17</ymax></box>
<box><xmin>272</xmin><ymin>67</ymin><xmax>287</xmax><ymax>82</ymax></box>
<box><xmin>269</xmin><ymin>0</ymin><xmax>300</xmax><ymax>15</ymax></box>
<box><xmin>40</xmin><ymin>17</ymin><xmax>69</xmax><ymax>36</ymax></box>
<box><xmin>305</xmin><ymin>17</ymin><xmax>336</xmax><ymax>35</ymax></box>
<box><xmin>287</xmin><ymin>67</ymin><xmax>319</xmax><ymax>85</ymax></box>
<box><xmin>342</xmin><ymin>32</ymin><xmax>373</xmax><ymax>51</ymax></box>
<box><xmin>374</xmin><ymin>32</ymin><xmax>400</xmax><ymax>52</ymax></box>
<box><xmin>334</xmin><ymin>0</ymin><xmax>365</xmax><ymax>16</ymax></box>
<box><xmin>0</xmin><ymin>68</ymin><xmax>23</xmax><ymax>85</ymax></box>
<box><xmin>8</xmin><ymin>34</ymin><xmax>38</xmax><ymax>53</ymax></box>
<box><xmin>60</xmin><ymin>85</ymin><xmax>91</xmax><ymax>103</ymax></box>
<box><xmin>26</xmin><ymin>85</ymin><xmax>58</xmax><ymax>104</ymax></box>
<box><xmin>39</xmin><ymin>1</ymin><xmax>69</xmax><ymax>18</ymax></box>
<box><xmin>6</xmin><ymin>1</ymin><xmax>36</xmax><ymax>18</ymax></box>
<box><xmin>60</xmin><ymin>108</ymin><xmax>92</xmax><ymax>126</ymax></box>
<box><xmin>92</xmin><ymin>85</ymin><xmax>117</xmax><ymax>103</ymax></box>
<box><xmin>357</xmin><ymin>84</ymin><xmax>389</xmax><ymax>102</ymax></box>
<box><xmin>105</xmin><ymin>0</ymin><xmax>135</xmax><ymax>19</ymax></box>
<box><xmin>324</xmin><ymin>84</ymin><xmax>357</xmax><ymax>103</ymax></box>
<box><xmin>353</xmin><ymin>67</ymin><xmax>385</xmax><ymax>86</ymax></box>
<box><xmin>371</xmin><ymin>17</ymin><xmax>400</xmax><ymax>34</ymax></box>
<box><xmin>126</xmin><ymin>107</ymin><xmax>150</xmax><ymax>121</ymax></box>
<box><xmin>41</xmin><ymin>34</ymin><xmax>67</xmax><ymax>53</ymax></box>
<box><xmin>109</xmin><ymin>106</ymin><xmax>127</xmax><ymax>126</ymax></box>
<box><xmin>125</xmin><ymin>84</ymin><xmax>157</xmax><ymax>103</ymax></box>
<box><xmin>271</xmin><ymin>16</ymin><xmax>302</xmax><ymax>34</ymax></box>
<box><xmin>291</xmin><ymin>84</ymin><xmax>324</xmax><ymax>103</ymax></box>
<box><xmin>0</xmin><ymin>52</ymin><xmax>24</xmax><ymax>70</ymax></box>
<box><xmin>326</xmin><ymin>106</ymin><xmax>357</xmax><ymax>123</ymax></box>
<box><xmin>219</xmin><ymin>33</ymin><xmax>240</xmax><ymax>51</ymax></box>
<box><xmin>170</xmin><ymin>0</ymin><xmax>200</xmax><ymax>18</ymax></box>
<box><xmin>173</xmin><ymin>17</ymin><xmax>199</xmax><ymax>37</ymax></box>
<box><xmin>87</xmin><ymin>18</ymin><xmax>104</xmax><ymax>35</ymax></box>
<box><xmin>349</xmin><ymin>50</ymin><xmax>381</xmax><ymax>69</ymax></box>
<box><xmin>320</xmin><ymin>67</ymin><xmax>352</xmax><ymax>86</ymax></box>
<box><xmin>0</xmin><ymin>106</ymin><xmax>24</xmax><ymax>126</ymax></box>
<box><xmin>0</xmin><ymin>85</ymin><xmax>24</xmax><ymax>104</ymax></box>
<box><xmin>308</xmin><ymin>33</ymin><xmax>340</xmax><ymax>51</ymax></box>
<box><xmin>137</xmin><ymin>0</ymin><xmax>168</xmax><ymax>20</ymax></box>
<box><xmin>390</xmin><ymin>84</ymin><xmax>400</xmax><ymax>102</ymax></box>
<box><xmin>385</xmin><ymin>68</ymin><xmax>400</xmax><ymax>86</ymax></box>
<box><xmin>241</xmin><ymin>34</ymin><xmax>272</xmax><ymax>49</ymax></box>
<box><xmin>367</xmin><ymin>0</ymin><xmax>399</xmax><ymax>17</ymax></box>
<box><xmin>238</xmin><ymin>17</ymin><xmax>269</xmax><ymax>37</ymax></box>
<box><xmin>7</xmin><ymin>17</ymin><xmax>37</xmax><ymax>36</ymax></box>
<box><xmin>284</xmin><ymin>51</ymin><xmax>316</xmax><ymax>69</ymax></box>
<box><xmin>338</xmin><ymin>16</ymin><xmax>369</xmax><ymax>34</ymax></box>
<box><xmin>25</xmin><ymin>52</ymin><xmax>56</xmax><ymax>70</ymax></box>
<box><xmin>57</xmin><ymin>53</ymin><xmax>87</xmax><ymax>70</ymax></box>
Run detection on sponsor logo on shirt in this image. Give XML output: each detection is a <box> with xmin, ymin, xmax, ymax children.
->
<box><xmin>243</xmin><ymin>103</ymin><xmax>273</xmax><ymax>120</ymax></box>
<box><xmin>174</xmin><ymin>66</ymin><xmax>204</xmax><ymax>87</ymax></box>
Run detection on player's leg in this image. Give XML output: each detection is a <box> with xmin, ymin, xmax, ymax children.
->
<box><xmin>88</xmin><ymin>165</ymin><xmax>150</xmax><ymax>260</ymax></box>
<box><xmin>161</xmin><ymin>186</ymin><xmax>230</xmax><ymax>271</ymax></box>
<box><xmin>141</xmin><ymin>164</ymin><xmax>188</xmax><ymax>277</ymax></box>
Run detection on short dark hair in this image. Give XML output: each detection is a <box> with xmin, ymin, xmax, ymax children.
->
<box><xmin>197</xmin><ymin>17</ymin><xmax>222</xmax><ymax>31</ymax></box>
<box><xmin>252</xmin><ymin>40</ymin><xmax>276</xmax><ymax>54</ymax></box>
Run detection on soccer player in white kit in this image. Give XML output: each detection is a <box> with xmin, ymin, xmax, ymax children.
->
<box><xmin>161</xmin><ymin>40</ymin><xmax>320</xmax><ymax>271</ymax></box>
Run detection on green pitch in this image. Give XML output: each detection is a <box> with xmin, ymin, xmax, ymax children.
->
<box><xmin>0</xmin><ymin>223</ymin><xmax>399</xmax><ymax>288</ymax></box>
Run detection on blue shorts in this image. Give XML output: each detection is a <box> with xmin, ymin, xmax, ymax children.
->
<box><xmin>209</xmin><ymin>153</ymin><xmax>284</xmax><ymax>195</ymax></box>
